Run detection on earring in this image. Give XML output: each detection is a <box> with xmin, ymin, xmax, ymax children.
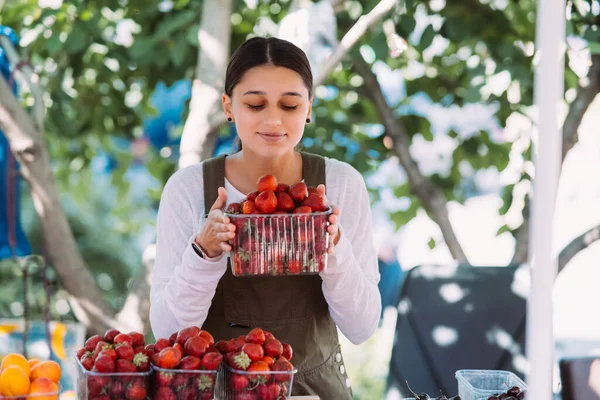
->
<box><xmin>306</xmin><ymin>118</ymin><xmax>311</xmax><ymax>123</ymax></box>
<box><xmin>227</xmin><ymin>117</ymin><xmax>233</xmax><ymax>122</ymax></box>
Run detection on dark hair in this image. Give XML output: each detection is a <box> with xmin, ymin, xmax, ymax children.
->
<box><xmin>226</xmin><ymin>37</ymin><xmax>313</xmax><ymax>152</ymax></box>
<box><xmin>225</xmin><ymin>37</ymin><xmax>313</xmax><ymax>98</ymax></box>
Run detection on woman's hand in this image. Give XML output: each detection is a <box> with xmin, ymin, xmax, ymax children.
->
<box><xmin>317</xmin><ymin>184</ymin><xmax>341</xmax><ymax>254</ymax></box>
<box><xmin>194</xmin><ymin>187</ymin><xmax>236</xmax><ymax>258</ymax></box>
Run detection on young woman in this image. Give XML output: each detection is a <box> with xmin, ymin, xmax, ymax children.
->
<box><xmin>150</xmin><ymin>37</ymin><xmax>381</xmax><ymax>398</ymax></box>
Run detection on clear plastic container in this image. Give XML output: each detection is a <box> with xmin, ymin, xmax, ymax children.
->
<box><xmin>218</xmin><ymin>363</ymin><xmax>297</xmax><ymax>398</ymax></box>
<box><xmin>150</xmin><ymin>365</ymin><xmax>219</xmax><ymax>399</ymax></box>
<box><xmin>455</xmin><ymin>369</ymin><xmax>527</xmax><ymax>400</ymax></box>
<box><xmin>73</xmin><ymin>353</ymin><xmax>151</xmax><ymax>399</ymax></box>
<box><xmin>226</xmin><ymin>210</ymin><xmax>331</xmax><ymax>277</ymax></box>
<box><xmin>2</xmin><ymin>387</ymin><xmax>61</xmax><ymax>400</ymax></box>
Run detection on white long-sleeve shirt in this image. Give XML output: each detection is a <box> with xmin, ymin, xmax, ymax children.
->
<box><xmin>149</xmin><ymin>156</ymin><xmax>382</xmax><ymax>344</ymax></box>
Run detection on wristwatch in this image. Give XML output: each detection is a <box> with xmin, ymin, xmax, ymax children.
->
<box><xmin>191</xmin><ymin>241</ymin><xmax>208</xmax><ymax>259</ymax></box>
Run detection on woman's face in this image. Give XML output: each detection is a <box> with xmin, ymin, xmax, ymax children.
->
<box><xmin>223</xmin><ymin>64</ymin><xmax>312</xmax><ymax>159</ymax></box>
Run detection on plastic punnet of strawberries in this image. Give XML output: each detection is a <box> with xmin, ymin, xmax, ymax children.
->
<box><xmin>75</xmin><ymin>329</ymin><xmax>152</xmax><ymax>400</ymax></box>
<box><xmin>218</xmin><ymin>327</ymin><xmax>296</xmax><ymax>400</ymax></box>
<box><xmin>224</xmin><ymin>174</ymin><xmax>331</xmax><ymax>277</ymax></box>
<box><xmin>149</xmin><ymin>326</ymin><xmax>223</xmax><ymax>400</ymax></box>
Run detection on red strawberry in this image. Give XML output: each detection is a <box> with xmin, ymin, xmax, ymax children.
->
<box><xmin>293</xmin><ymin>206</ymin><xmax>312</xmax><ymax>214</ymax></box>
<box><xmin>287</xmin><ymin>260</ymin><xmax>302</xmax><ymax>274</ymax></box>
<box><xmin>94</xmin><ymin>353</ymin><xmax>115</xmax><ymax>373</ymax></box>
<box><xmin>133</xmin><ymin>345</ymin><xmax>145</xmax><ymax>355</ymax></box>
<box><xmin>90</xmin><ymin>395</ymin><xmax>110</xmax><ymax>400</ymax></box>
<box><xmin>81</xmin><ymin>353</ymin><xmax>94</xmax><ymax>371</ymax></box>
<box><xmin>235</xmin><ymin>392</ymin><xmax>257</xmax><ymax>400</ymax></box>
<box><xmin>125</xmin><ymin>384</ymin><xmax>147</xmax><ymax>400</ymax></box>
<box><xmin>202</xmin><ymin>352</ymin><xmax>223</xmax><ymax>370</ymax></box>
<box><xmin>257</xmin><ymin>174</ymin><xmax>278</xmax><ymax>192</ymax></box>
<box><xmin>87</xmin><ymin>375</ymin><xmax>110</xmax><ymax>396</ymax></box>
<box><xmin>176</xmin><ymin>326</ymin><xmax>201</xmax><ymax>346</ymax></box>
<box><xmin>194</xmin><ymin>373</ymin><xmax>215</xmax><ymax>391</ymax></box>
<box><xmin>144</xmin><ymin>343</ymin><xmax>155</xmax><ymax>358</ymax></box>
<box><xmin>230</xmin><ymin>373</ymin><xmax>250</xmax><ymax>391</ymax></box>
<box><xmin>303</xmin><ymin>192</ymin><xmax>328</xmax><ymax>212</ymax></box>
<box><xmin>263</xmin><ymin>339</ymin><xmax>283</xmax><ymax>358</ymax></box>
<box><xmin>246</xmin><ymin>328</ymin><xmax>266</xmax><ymax>345</ymax></box>
<box><xmin>289</xmin><ymin>182</ymin><xmax>308</xmax><ymax>203</ymax></box>
<box><xmin>257</xmin><ymin>382</ymin><xmax>280</xmax><ymax>400</ymax></box>
<box><xmin>271</xmin><ymin>358</ymin><xmax>294</xmax><ymax>382</ymax></box>
<box><xmin>282</xmin><ymin>343</ymin><xmax>293</xmax><ymax>361</ymax></box>
<box><xmin>179</xmin><ymin>386</ymin><xmax>198</xmax><ymax>400</ymax></box>
<box><xmin>156</xmin><ymin>347</ymin><xmax>182</xmax><ymax>369</ymax></box>
<box><xmin>171</xmin><ymin>373</ymin><xmax>188</xmax><ymax>390</ymax></box>
<box><xmin>198</xmin><ymin>330</ymin><xmax>215</xmax><ymax>347</ymax></box>
<box><xmin>226</xmin><ymin>336</ymin><xmax>247</xmax><ymax>353</ymax></box>
<box><xmin>85</xmin><ymin>335</ymin><xmax>104</xmax><ymax>352</ymax></box>
<box><xmin>115</xmin><ymin>344</ymin><xmax>134</xmax><ymax>361</ymax></box>
<box><xmin>169</xmin><ymin>331</ymin><xmax>179</xmax><ymax>345</ymax></box>
<box><xmin>247</xmin><ymin>360</ymin><xmax>270</xmax><ymax>384</ymax></box>
<box><xmin>247</xmin><ymin>191</ymin><xmax>260</xmax><ymax>202</ymax></box>
<box><xmin>173</xmin><ymin>342</ymin><xmax>184</xmax><ymax>359</ymax></box>
<box><xmin>103</xmin><ymin>329</ymin><xmax>121</xmax><ymax>343</ymax></box>
<box><xmin>205</xmin><ymin>346</ymin><xmax>220</xmax><ymax>355</ymax></box>
<box><xmin>255</xmin><ymin>190</ymin><xmax>277</xmax><ymax>214</ymax></box>
<box><xmin>225</xmin><ymin>202</ymin><xmax>243</xmax><ymax>214</ymax></box>
<box><xmin>115</xmin><ymin>359</ymin><xmax>137</xmax><ymax>373</ymax></box>
<box><xmin>113</xmin><ymin>333</ymin><xmax>134</xmax><ymax>346</ymax></box>
<box><xmin>154</xmin><ymin>338</ymin><xmax>171</xmax><ymax>353</ymax></box>
<box><xmin>154</xmin><ymin>387</ymin><xmax>176</xmax><ymax>400</ymax></box>
<box><xmin>275</xmin><ymin>192</ymin><xmax>295</xmax><ymax>212</ymax></box>
<box><xmin>263</xmin><ymin>331</ymin><xmax>275</xmax><ymax>341</ymax></box>
<box><xmin>179</xmin><ymin>355</ymin><xmax>201</xmax><ymax>370</ymax></box>
<box><xmin>262</xmin><ymin>356</ymin><xmax>275</xmax><ymax>366</ymax></box>
<box><xmin>276</xmin><ymin>183</ymin><xmax>290</xmax><ymax>193</ymax></box>
<box><xmin>307</xmin><ymin>186</ymin><xmax>319</xmax><ymax>195</ymax></box>
<box><xmin>109</xmin><ymin>380</ymin><xmax>124</xmax><ymax>397</ymax></box>
<box><xmin>76</xmin><ymin>347</ymin><xmax>87</xmax><ymax>359</ymax></box>
<box><xmin>97</xmin><ymin>348</ymin><xmax>117</xmax><ymax>361</ymax></box>
<box><xmin>128</xmin><ymin>331</ymin><xmax>145</xmax><ymax>347</ymax></box>
<box><xmin>133</xmin><ymin>352</ymin><xmax>150</xmax><ymax>371</ymax></box>
<box><xmin>155</xmin><ymin>371</ymin><xmax>174</xmax><ymax>386</ymax></box>
<box><xmin>242</xmin><ymin>200</ymin><xmax>257</xmax><ymax>214</ymax></box>
<box><xmin>200</xmin><ymin>391</ymin><xmax>214</xmax><ymax>400</ymax></box>
<box><xmin>215</xmin><ymin>340</ymin><xmax>229</xmax><ymax>353</ymax></box>
<box><xmin>229</xmin><ymin>351</ymin><xmax>252</xmax><ymax>370</ymax></box>
<box><xmin>242</xmin><ymin>343</ymin><xmax>264</xmax><ymax>362</ymax></box>
<box><xmin>185</xmin><ymin>335</ymin><xmax>210</xmax><ymax>358</ymax></box>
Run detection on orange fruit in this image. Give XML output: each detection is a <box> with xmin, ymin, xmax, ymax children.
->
<box><xmin>30</xmin><ymin>360</ymin><xmax>61</xmax><ymax>384</ymax></box>
<box><xmin>29</xmin><ymin>377</ymin><xmax>58</xmax><ymax>400</ymax></box>
<box><xmin>1</xmin><ymin>353</ymin><xmax>30</xmax><ymax>376</ymax></box>
<box><xmin>28</xmin><ymin>358</ymin><xmax>41</xmax><ymax>368</ymax></box>
<box><xmin>0</xmin><ymin>364</ymin><xmax>30</xmax><ymax>396</ymax></box>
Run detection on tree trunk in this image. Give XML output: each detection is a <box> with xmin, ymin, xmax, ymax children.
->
<box><xmin>0</xmin><ymin>76</ymin><xmax>122</xmax><ymax>335</ymax></box>
<box><xmin>178</xmin><ymin>0</ymin><xmax>233</xmax><ymax>169</ymax></box>
<box><xmin>353</xmin><ymin>58</ymin><xmax>469</xmax><ymax>263</ymax></box>
<box><xmin>510</xmin><ymin>54</ymin><xmax>600</xmax><ymax>265</ymax></box>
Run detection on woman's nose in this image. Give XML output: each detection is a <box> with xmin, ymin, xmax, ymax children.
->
<box><xmin>263</xmin><ymin>107</ymin><xmax>283</xmax><ymax>127</ymax></box>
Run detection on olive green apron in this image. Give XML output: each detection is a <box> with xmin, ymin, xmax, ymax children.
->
<box><xmin>201</xmin><ymin>152</ymin><xmax>353</xmax><ymax>399</ymax></box>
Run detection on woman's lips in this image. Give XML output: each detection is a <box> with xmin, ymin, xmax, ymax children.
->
<box><xmin>258</xmin><ymin>132</ymin><xmax>286</xmax><ymax>142</ymax></box>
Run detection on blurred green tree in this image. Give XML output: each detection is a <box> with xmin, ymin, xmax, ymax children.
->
<box><xmin>0</xmin><ymin>0</ymin><xmax>598</xmax><ymax>337</ymax></box>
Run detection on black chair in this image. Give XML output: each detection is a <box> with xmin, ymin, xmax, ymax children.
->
<box><xmin>385</xmin><ymin>264</ymin><xmax>527</xmax><ymax>398</ymax></box>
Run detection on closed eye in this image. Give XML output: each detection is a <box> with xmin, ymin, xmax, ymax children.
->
<box><xmin>246</xmin><ymin>104</ymin><xmax>298</xmax><ymax>111</ymax></box>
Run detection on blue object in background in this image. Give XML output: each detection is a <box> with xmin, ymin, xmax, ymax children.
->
<box><xmin>378</xmin><ymin>257</ymin><xmax>404</xmax><ymax>318</ymax></box>
<box><xmin>143</xmin><ymin>80</ymin><xmax>192</xmax><ymax>149</ymax></box>
<box><xmin>0</xmin><ymin>25</ymin><xmax>32</xmax><ymax>260</ymax></box>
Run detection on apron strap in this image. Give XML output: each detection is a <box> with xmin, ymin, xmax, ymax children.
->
<box><xmin>202</xmin><ymin>154</ymin><xmax>226</xmax><ymax>215</ymax></box>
